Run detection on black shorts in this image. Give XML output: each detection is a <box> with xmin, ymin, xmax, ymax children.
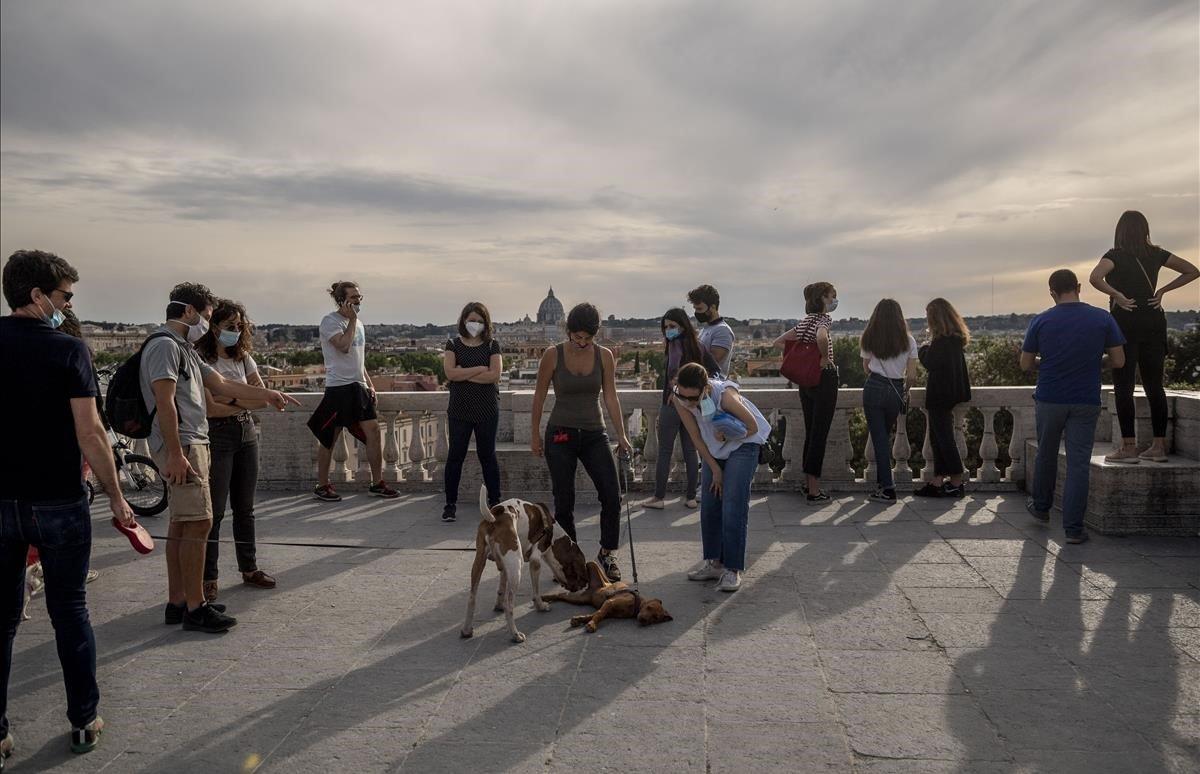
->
<box><xmin>307</xmin><ymin>383</ymin><xmax>377</xmax><ymax>449</ymax></box>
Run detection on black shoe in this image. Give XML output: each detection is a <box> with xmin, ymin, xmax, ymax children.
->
<box><xmin>1025</xmin><ymin>500</ymin><xmax>1050</xmax><ymax>523</ymax></box>
<box><xmin>941</xmin><ymin>483</ymin><xmax>965</xmax><ymax>498</ymax></box>
<box><xmin>441</xmin><ymin>503</ymin><xmax>457</xmax><ymax>523</ymax></box>
<box><xmin>869</xmin><ymin>487</ymin><xmax>896</xmax><ymax>503</ymax></box>
<box><xmin>182</xmin><ymin>603</ymin><xmax>237</xmax><ymax>633</ymax></box>
<box><xmin>597</xmin><ymin>551</ymin><xmax>622</xmax><ymax>582</ymax></box>
<box><xmin>165</xmin><ymin>601</ymin><xmax>226</xmax><ymax>625</ymax></box>
<box><xmin>913</xmin><ymin>483</ymin><xmax>943</xmax><ymax>498</ymax></box>
<box><xmin>805</xmin><ymin>489</ymin><xmax>831</xmax><ymax>505</ymax></box>
<box><xmin>312</xmin><ymin>484</ymin><xmax>342</xmax><ymax>502</ymax></box>
<box><xmin>1065</xmin><ymin>531</ymin><xmax>1090</xmax><ymax>545</ymax></box>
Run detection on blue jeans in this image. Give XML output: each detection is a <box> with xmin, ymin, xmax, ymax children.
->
<box><xmin>863</xmin><ymin>373</ymin><xmax>906</xmax><ymax>490</ymax></box>
<box><xmin>0</xmin><ymin>496</ymin><xmax>99</xmax><ymax>734</ymax></box>
<box><xmin>1032</xmin><ymin>401</ymin><xmax>1100</xmax><ymax>536</ymax></box>
<box><xmin>699</xmin><ymin>443</ymin><xmax>759</xmax><ymax>572</ymax></box>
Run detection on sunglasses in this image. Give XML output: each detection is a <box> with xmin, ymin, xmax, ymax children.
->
<box><xmin>672</xmin><ymin>387</ymin><xmax>702</xmax><ymax>404</ymax></box>
<box><xmin>50</xmin><ymin>288</ymin><xmax>74</xmax><ymax>303</ymax></box>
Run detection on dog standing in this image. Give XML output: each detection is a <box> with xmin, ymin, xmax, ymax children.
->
<box><xmin>543</xmin><ymin>560</ymin><xmax>672</xmax><ymax>633</ymax></box>
<box><xmin>461</xmin><ymin>486</ymin><xmax>588</xmax><ymax>643</ymax></box>
<box><xmin>22</xmin><ymin>562</ymin><xmax>44</xmax><ymax>621</ymax></box>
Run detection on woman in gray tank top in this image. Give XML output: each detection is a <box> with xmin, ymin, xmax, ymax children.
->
<box><xmin>531</xmin><ymin>303</ymin><xmax>632</xmax><ymax>581</ymax></box>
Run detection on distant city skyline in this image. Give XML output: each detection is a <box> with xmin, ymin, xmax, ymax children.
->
<box><xmin>2</xmin><ymin>1</ymin><xmax>1197</xmax><ymax>325</ymax></box>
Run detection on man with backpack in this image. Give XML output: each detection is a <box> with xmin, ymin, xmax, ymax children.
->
<box><xmin>132</xmin><ymin>283</ymin><xmax>298</xmax><ymax>634</ymax></box>
<box><xmin>1</xmin><ymin>250</ymin><xmax>135</xmax><ymax>762</ymax></box>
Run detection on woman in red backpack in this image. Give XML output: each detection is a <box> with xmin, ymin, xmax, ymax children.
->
<box><xmin>775</xmin><ymin>282</ymin><xmax>839</xmax><ymax>504</ymax></box>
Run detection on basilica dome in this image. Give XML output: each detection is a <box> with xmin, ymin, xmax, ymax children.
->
<box><xmin>536</xmin><ymin>287</ymin><xmax>564</xmax><ymax>325</ymax></box>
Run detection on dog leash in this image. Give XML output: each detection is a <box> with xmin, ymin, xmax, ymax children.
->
<box><xmin>140</xmin><ymin>534</ymin><xmax>476</xmax><ymax>552</ymax></box>
<box><xmin>617</xmin><ymin>447</ymin><xmax>639</xmax><ymax>589</ymax></box>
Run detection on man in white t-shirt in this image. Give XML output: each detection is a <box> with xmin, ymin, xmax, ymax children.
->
<box><xmin>688</xmin><ymin>284</ymin><xmax>735</xmax><ymax>376</ymax></box>
<box><xmin>306</xmin><ymin>281</ymin><xmax>398</xmax><ymax>501</ymax></box>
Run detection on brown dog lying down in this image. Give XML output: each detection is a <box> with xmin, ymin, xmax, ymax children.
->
<box><xmin>543</xmin><ymin>560</ymin><xmax>672</xmax><ymax>633</ymax></box>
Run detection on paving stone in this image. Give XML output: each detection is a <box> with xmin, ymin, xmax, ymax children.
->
<box><xmin>707</xmin><ymin>720</ymin><xmax>851</xmax><ymax>772</ymax></box>
<box><xmin>918</xmin><ymin>611</ymin><xmax>1041</xmax><ymax>648</ymax></box>
<box><xmin>838</xmin><ymin>694</ymin><xmax>1008</xmax><ymax>761</ymax></box>
<box><xmin>822</xmin><ymin>650</ymin><xmax>964</xmax><ymax>694</ymax></box>
<box><xmin>902</xmin><ymin>587</ymin><xmax>1007</xmax><ymax>614</ymax></box>
<box><xmin>973</xmin><ymin>689</ymin><xmax>1156</xmax><ymax>753</ymax></box>
<box><xmin>889</xmin><ymin>563</ymin><xmax>991</xmax><ymax>588</ymax></box>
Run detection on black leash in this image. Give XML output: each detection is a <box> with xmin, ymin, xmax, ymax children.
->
<box><xmin>141</xmin><ymin>533</ymin><xmax>476</xmax><ymax>552</ymax></box>
<box><xmin>617</xmin><ymin>448</ymin><xmax>639</xmax><ymax>589</ymax></box>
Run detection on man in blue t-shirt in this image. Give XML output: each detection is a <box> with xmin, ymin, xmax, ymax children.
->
<box><xmin>1020</xmin><ymin>269</ymin><xmax>1126</xmax><ymax>543</ymax></box>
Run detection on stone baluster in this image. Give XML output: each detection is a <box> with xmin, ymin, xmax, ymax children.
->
<box><xmin>382</xmin><ymin>411</ymin><xmax>401</xmax><ymax>482</ymax></box>
<box><xmin>920</xmin><ymin>409</ymin><xmax>935</xmax><ymax>483</ymax></box>
<box><xmin>1006</xmin><ymin>407</ymin><xmax>1025</xmax><ymax>485</ymax></box>
<box><xmin>406</xmin><ymin>411</ymin><xmax>427</xmax><ymax>481</ymax></box>
<box><xmin>953</xmin><ymin>406</ymin><xmax>969</xmax><ymax>481</ymax></box>
<box><xmin>779</xmin><ymin>408</ymin><xmax>804</xmax><ymax>486</ymax></box>
<box><xmin>863</xmin><ymin>416</ymin><xmax>877</xmax><ymax>484</ymax></box>
<box><xmin>977</xmin><ymin>407</ymin><xmax>1001</xmax><ymax>482</ymax></box>
<box><xmin>829</xmin><ymin>408</ymin><xmax>856</xmax><ymax>482</ymax></box>
<box><xmin>892</xmin><ymin>413</ymin><xmax>912</xmax><ymax>484</ymax></box>
<box><xmin>430</xmin><ymin>412</ymin><xmax>450</xmax><ymax>478</ymax></box>
<box><xmin>642</xmin><ymin>406</ymin><xmax>660</xmax><ymax>486</ymax></box>
<box><xmin>356</xmin><ymin>436</ymin><xmax>370</xmax><ymax>482</ymax></box>
<box><xmin>754</xmin><ymin>409</ymin><xmax>778</xmax><ymax>484</ymax></box>
<box><xmin>332</xmin><ymin>430</ymin><xmax>352</xmax><ymax>483</ymax></box>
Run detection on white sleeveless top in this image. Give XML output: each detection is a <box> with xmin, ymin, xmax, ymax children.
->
<box><xmin>683</xmin><ymin>378</ymin><xmax>771</xmax><ymax>459</ymax></box>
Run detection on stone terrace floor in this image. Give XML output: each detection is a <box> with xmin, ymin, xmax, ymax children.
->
<box><xmin>8</xmin><ymin>491</ymin><xmax>1200</xmax><ymax>773</ymax></box>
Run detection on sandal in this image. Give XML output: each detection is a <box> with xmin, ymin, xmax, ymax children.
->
<box><xmin>242</xmin><ymin>570</ymin><xmax>277</xmax><ymax>589</ymax></box>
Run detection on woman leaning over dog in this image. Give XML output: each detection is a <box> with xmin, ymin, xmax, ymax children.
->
<box><xmin>196</xmin><ymin>299</ymin><xmax>275</xmax><ymax>602</ymax></box>
<box><xmin>441</xmin><ymin>301</ymin><xmax>503</xmax><ymax>523</ymax></box>
<box><xmin>915</xmin><ymin>298</ymin><xmax>971</xmax><ymax>498</ymax></box>
<box><xmin>642</xmin><ymin>308</ymin><xmax>719</xmax><ymax>512</ymax></box>
<box><xmin>774</xmin><ymin>281</ymin><xmax>839</xmax><ymax>504</ymax></box>
<box><xmin>531</xmin><ymin>302</ymin><xmax>632</xmax><ymax>581</ymax></box>
<box><xmin>674</xmin><ymin>363</ymin><xmax>772</xmax><ymax>592</ymax></box>
<box><xmin>860</xmin><ymin>299</ymin><xmax>918</xmax><ymax>504</ymax></box>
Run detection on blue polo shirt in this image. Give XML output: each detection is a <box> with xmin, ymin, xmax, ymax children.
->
<box><xmin>1022</xmin><ymin>302</ymin><xmax>1125</xmax><ymax>405</ymax></box>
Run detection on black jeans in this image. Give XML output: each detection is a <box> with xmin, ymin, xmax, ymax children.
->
<box><xmin>544</xmin><ymin>426</ymin><xmax>621</xmax><ymax>551</ymax></box>
<box><xmin>444</xmin><ymin>415</ymin><xmax>502</xmax><ymax>507</ymax></box>
<box><xmin>926</xmin><ymin>406</ymin><xmax>964</xmax><ymax>477</ymax></box>
<box><xmin>205</xmin><ymin>418</ymin><xmax>259</xmax><ymax>581</ymax></box>
<box><xmin>1112</xmin><ymin>313</ymin><xmax>1169</xmax><ymax>439</ymax></box>
<box><xmin>1</xmin><ymin>495</ymin><xmax>98</xmax><ymax>733</ymax></box>
<box><xmin>799</xmin><ymin>367</ymin><xmax>839</xmax><ymax>478</ymax></box>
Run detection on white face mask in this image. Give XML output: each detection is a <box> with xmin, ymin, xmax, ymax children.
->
<box><xmin>826</xmin><ymin>297</ymin><xmax>839</xmax><ymax>313</ymax></box>
<box><xmin>465</xmin><ymin>321</ymin><xmax>485</xmax><ymax>337</ymax></box>
<box><xmin>169</xmin><ymin>301</ymin><xmax>209</xmax><ymax>342</ymax></box>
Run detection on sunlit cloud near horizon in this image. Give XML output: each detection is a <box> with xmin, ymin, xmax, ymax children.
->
<box><xmin>2</xmin><ymin>0</ymin><xmax>1197</xmax><ymax>325</ymax></box>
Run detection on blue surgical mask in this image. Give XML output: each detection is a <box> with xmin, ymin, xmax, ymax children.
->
<box><xmin>217</xmin><ymin>329</ymin><xmax>240</xmax><ymax>347</ymax></box>
<box><xmin>39</xmin><ymin>295</ymin><xmax>65</xmax><ymax>329</ymax></box>
<box><xmin>700</xmin><ymin>395</ymin><xmax>716</xmax><ymax>418</ymax></box>
<box><xmin>665</xmin><ymin>328</ymin><xmax>681</xmax><ymax>341</ymax></box>
<box><xmin>826</xmin><ymin>297</ymin><xmax>839</xmax><ymax>313</ymax></box>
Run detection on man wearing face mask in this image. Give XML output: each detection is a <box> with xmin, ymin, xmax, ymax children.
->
<box><xmin>1</xmin><ymin>249</ymin><xmax>135</xmax><ymax>760</ymax></box>
<box><xmin>140</xmin><ymin>282</ymin><xmax>300</xmax><ymax>634</ymax></box>
<box><xmin>688</xmin><ymin>284</ymin><xmax>735</xmax><ymax>377</ymax></box>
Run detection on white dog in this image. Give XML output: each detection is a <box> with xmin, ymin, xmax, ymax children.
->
<box><xmin>22</xmin><ymin>563</ymin><xmax>45</xmax><ymax>621</ymax></box>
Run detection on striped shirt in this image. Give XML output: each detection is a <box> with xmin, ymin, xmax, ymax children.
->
<box><xmin>793</xmin><ymin>313</ymin><xmax>833</xmax><ymax>363</ymax></box>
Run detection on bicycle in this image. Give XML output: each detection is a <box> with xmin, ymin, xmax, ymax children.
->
<box><xmin>85</xmin><ymin>363</ymin><xmax>169</xmax><ymax>517</ymax></box>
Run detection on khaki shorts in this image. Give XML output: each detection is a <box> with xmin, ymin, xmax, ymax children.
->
<box><xmin>151</xmin><ymin>444</ymin><xmax>214</xmax><ymax>523</ymax></box>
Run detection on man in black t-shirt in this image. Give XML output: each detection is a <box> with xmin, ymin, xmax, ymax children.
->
<box><xmin>0</xmin><ymin>250</ymin><xmax>135</xmax><ymax>762</ymax></box>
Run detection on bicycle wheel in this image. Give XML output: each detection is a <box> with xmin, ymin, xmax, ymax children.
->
<box><xmin>120</xmin><ymin>453</ymin><xmax>169</xmax><ymax>517</ymax></box>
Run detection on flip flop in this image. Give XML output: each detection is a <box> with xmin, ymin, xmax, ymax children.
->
<box><xmin>112</xmin><ymin>517</ymin><xmax>155</xmax><ymax>554</ymax></box>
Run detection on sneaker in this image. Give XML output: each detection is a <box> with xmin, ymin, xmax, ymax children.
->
<box><xmin>1104</xmin><ymin>446</ymin><xmax>1141</xmax><ymax>465</ymax></box>
<box><xmin>1025</xmin><ymin>500</ymin><xmax>1050</xmax><ymax>523</ymax></box>
<box><xmin>913</xmin><ymin>483</ymin><xmax>943</xmax><ymax>498</ymax></box>
<box><xmin>941</xmin><ymin>483</ymin><xmax>966</xmax><ymax>498</ymax></box>
<box><xmin>715</xmin><ymin>570</ymin><xmax>742</xmax><ymax>592</ymax></box>
<box><xmin>441</xmin><ymin>503</ymin><xmax>456</xmax><ymax>523</ymax></box>
<box><xmin>684</xmin><ymin>499</ymin><xmax>699</xmax><ymax>509</ymax></box>
<box><xmin>85</xmin><ymin>569</ymin><xmax>100</xmax><ymax>583</ymax></box>
<box><xmin>1138</xmin><ymin>447</ymin><xmax>1169</xmax><ymax>463</ymax></box>
<box><xmin>165</xmin><ymin>600</ymin><xmax>226</xmax><ymax>625</ymax></box>
<box><xmin>1065</xmin><ymin>531</ymin><xmax>1090</xmax><ymax>545</ymax></box>
<box><xmin>806</xmin><ymin>489</ymin><xmax>831</xmax><ymax>505</ymax></box>
<box><xmin>597</xmin><ymin>551</ymin><xmax>622</xmax><ymax>582</ymax></box>
<box><xmin>869</xmin><ymin>488</ymin><xmax>896</xmax><ymax>503</ymax></box>
<box><xmin>313</xmin><ymin>484</ymin><xmax>342</xmax><ymax>502</ymax></box>
<box><xmin>203</xmin><ymin>580</ymin><xmax>218</xmax><ymax>602</ymax></box>
<box><xmin>69</xmin><ymin>717</ymin><xmax>103</xmax><ymax>754</ymax></box>
<box><xmin>687</xmin><ymin>559</ymin><xmax>724</xmax><ymax>581</ymax></box>
<box><xmin>182</xmin><ymin>603</ymin><xmax>238</xmax><ymax>633</ymax></box>
<box><xmin>641</xmin><ymin>498</ymin><xmax>666</xmax><ymax>510</ymax></box>
<box><xmin>368</xmin><ymin>481</ymin><xmax>400</xmax><ymax>499</ymax></box>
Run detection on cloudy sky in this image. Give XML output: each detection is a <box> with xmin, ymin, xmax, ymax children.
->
<box><xmin>2</xmin><ymin>0</ymin><xmax>1197</xmax><ymax>324</ymax></box>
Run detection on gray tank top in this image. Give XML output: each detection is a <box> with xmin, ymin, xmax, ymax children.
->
<box><xmin>548</xmin><ymin>343</ymin><xmax>605</xmax><ymax>431</ymax></box>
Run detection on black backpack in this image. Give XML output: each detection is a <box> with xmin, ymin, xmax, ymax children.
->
<box><xmin>105</xmin><ymin>331</ymin><xmax>189</xmax><ymax>438</ymax></box>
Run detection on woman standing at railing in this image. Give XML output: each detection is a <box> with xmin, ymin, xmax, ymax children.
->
<box><xmin>440</xmin><ymin>301</ymin><xmax>503</xmax><ymax>523</ymax></box>
<box><xmin>531</xmin><ymin>302</ymin><xmax>632</xmax><ymax>581</ymax></box>
<box><xmin>674</xmin><ymin>363</ymin><xmax>772</xmax><ymax>592</ymax></box>
<box><xmin>196</xmin><ymin>299</ymin><xmax>275</xmax><ymax>602</ymax></box>
<box><xmin>774</xmin><ymin>282</ymin><xmax>839</xmax><ymax>504</ymax></box>
<box><xmin>860</xmin><ymin>299</ymin><xmax>918</xmax><ymax>503</ymax></box>
<box><xmin>1089</xmin><ymin>210</ymin><xmax>1200</xmax><ymax>464</ymax></box>
<box><xmin>915</xmin><ymin>298</ymin><xmax>972</xmax><ymax>498</ymax></box>
<box><xmin>642</xmin><ymin>308</ymin><xmax>718</xmax><ymax>511</ymax></box>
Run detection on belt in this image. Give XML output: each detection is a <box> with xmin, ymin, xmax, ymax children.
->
<box><xmin>208</xmin><ymin>412</ymin><xmax>253</xmax><ymax>427</ymax></box>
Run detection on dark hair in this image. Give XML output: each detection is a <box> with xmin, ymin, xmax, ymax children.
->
<box><xmin>59</xmin><ymin>307</ymin><xmax>83</xmax><ymax>339</ymax></box>
<box><xmin>860</xmin><ymin>298</ymin><xmax>910</xmax><ymax>360</ymax></box>
<box><xmin>457</xmin><ymin>301</ymin><xmax>493</xmax><ymax>342</ymax></box>
<box><xmin>676</xmin><ymin>362</ymin><xmax>709</xmax><ymax>390</ymax></box>
<box><xmin>566</xmin><ymin>302</ymin><xmax>600</xmax><ymax>335</ymax></box>
<box><xmin>926</xmin><ymin>297</ymin><xmax>970</xmax><ymax>346</ymax></box>
<box><xmin>687</xmin><ymin>284</ymin><xmax>720</xmax><ymax>309</ymax></box>
<box><xmin>195</xmin><ymin>298</ymin><xmax>254</xmax><ymax>363</ymax></box>
<box><xmin>804</xmin><ymin>282</ymin><xmax>835</xmax><ymax>315</ymax></box>
<box><xmin>166</xmin><ymin>282</ymin><xmax>215</xmax><ymax>320</ymax></box>
<box><xmin>329</xmin><ymin>281</ymin><xmax>359</xmax><ymax>305</ymax></box>
<box><xmin>661</xmin><ymin>308</ymin><xmax>705</xmax><ymax>367</ymax></box>
<box><xmin>2</xmin><ymin>249</ymin><xmax>79</xmax><ymax>310</ymax></box>
<box><xmin>1114</xmin><ymin>210</ymin><xmax>1155</xmax><ymax>261</ymax></box>
<box><xmin>1048</xmin><ymin>269</ymin><xmax>1080</xmax><ymax>296</ymax></box>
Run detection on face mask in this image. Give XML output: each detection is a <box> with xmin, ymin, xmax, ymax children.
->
<box><xmin>664</xmin><ymin>328</ymin><xmax>681</xmax><ymax>341</ymax></box>
<box><xmin>465</xmin><ymin>321</ymin><xmax>485</xmax><ymax>337</ymax></box>
<box><xmin>826</xmin><ymin>297</ymin><xmax>839</xmax><ymax>313</ymax></box>
<box><xmin>38</xmin><ymin>294</ymin><xmax>65</xmax><ymax>329</ymax></box>
<box><xmin>168</xmin><ymin>301</ymin><xmax>209</xmax><ymax>342</ymax></box>
<box><xmin>700</xmin><ymin>395</ymin><xmax>716</xmax><ymax>418</ymax></box>
<box><xmin>217</xmin><ymin>329</ymin><xmax>240</xmax><ymax>347</ymax></box>
<box><xmin>693</xmin><ymin>310</ymin><xmax>711</xmax><ymax>324</ymax></box>
<box><xmin>352</xmin><ymin>303</ymin><xmax>361</xmax><ymax>313</ymax></box>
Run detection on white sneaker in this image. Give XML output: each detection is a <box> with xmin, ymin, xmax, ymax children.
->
<box><xmin>684</xmin><ymin>499</ymin><xmax>699</xmax><ymax>509</ymax></box>
<box><xmin>687</xmin><ymin>559</ymin><xmax>723</xmax><ymax>581</ymax></box>
<box><xmin>642</xmin><ymin>498</ymin><xmax>666</xmax><ymax>510</ymax></box>
<box><xmin>716</xmin><ymin>570</ymin><xmax>742</xmax><ymax>592</ymax></box>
